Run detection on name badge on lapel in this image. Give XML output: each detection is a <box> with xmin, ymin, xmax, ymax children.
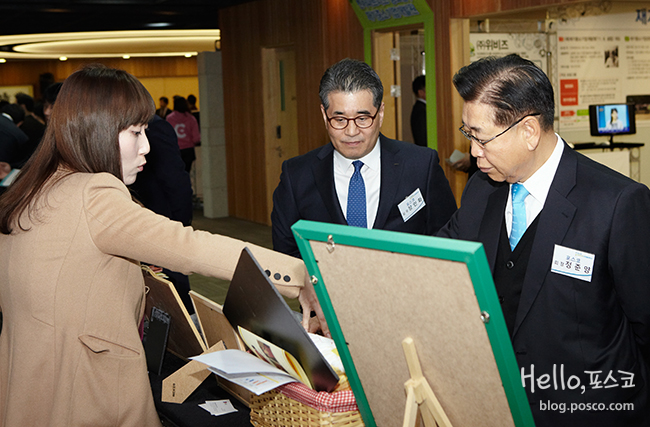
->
<box><xmin>551</xmin><ymin>244</ymin><xmax>595</xmax><ymax>282</ymax></box>
<box><xmin>398</xmin><ymin>188</ymin><xmax>426</xmax><ymax>222</ymax></box>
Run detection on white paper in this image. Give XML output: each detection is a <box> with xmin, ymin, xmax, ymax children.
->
<box><xmin>192</xmin><ymin>349</ymin><xmax>288</xmax><ymax>376</ymax></box>
<box><xmin>199</xmin><ymin>399</ymin><xmax>238</xmax><ymax>416</ymax></box>
<box><xmin>309</xmin><ymin>333</ymin><xmax>344</xmax><ymax>373</ymax></box>
<box><xmin>447</xmin><ymin>149</ymin><xmax>465</xmax><ymax>164</ymax></box>
<box><xmin>191</xmin><ymin>349</ymin><xmax>298</xmax><ymax>395</ymax></box>
<box><xmin>208</xmin><ymin>368</ymin><xmax>296</xmax><ymax>395</ymax></box>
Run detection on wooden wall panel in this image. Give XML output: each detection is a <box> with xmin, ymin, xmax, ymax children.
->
<box><xmin>448</xmin><ymin>19</ymin><xmax>472</xmax><ymax>205</ymax></box>
<box><xmin>220</xmin><ymin>0</ymin><xmax>363</xmax><ymax>224</ymax></box>
<box><xmin>427</xmin><ymin>0</ymin><xmax>463</xmax><ymax>205</ymax></box>
<box><xmin>0</xmin><ymin>57</ymin><xmax>197</xmax><ymax>98</ymax></box>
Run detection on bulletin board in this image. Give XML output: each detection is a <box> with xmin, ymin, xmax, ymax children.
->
<box><xmin>555</xmin><ymin>9</ymin><xmax>650</xmax><ymax>130</ymax></box>
<box><xmin>292</xmin><ymin>220</ymin><xmax>535</xmax><ymax>427</ymax></box>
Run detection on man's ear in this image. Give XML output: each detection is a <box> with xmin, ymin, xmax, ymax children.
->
<box><xmin>320</xmin><ymin>104</ymin><xmax>329</xmax><ymax>127</ymax></box>
<box><xmin>377</xmin><ymin>102</ymin><xmax>385</xmax><ymax>129</ymax></box>
<box><xmin>522</xmin><ymin>115</ymin><xmax>542</xmax><ymax>151</ymax></box>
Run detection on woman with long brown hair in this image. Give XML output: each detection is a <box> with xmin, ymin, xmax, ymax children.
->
<box><xmin>0</xmin><ymin>64</ymin><xmax>320</xmax><ymax>426</ymax></box>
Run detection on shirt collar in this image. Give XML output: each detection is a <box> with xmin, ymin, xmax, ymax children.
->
<box><xmin>515</xmin><ymin>134</ymin><xmax>564</xmax><ymax>205</ymax></box>
<box><xmin>333</xmin><ymin>137</ymin><xmax>381</xmax><ymax>172</ymax></box>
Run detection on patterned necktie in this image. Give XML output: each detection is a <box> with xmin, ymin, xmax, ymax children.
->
<box><xmin>346</xmin><ymin>160</ymin><xmax>367</xmax><ymax>228</ymax></box>
<box><xmin>509</xmin><ymin>183</ymin><xmax>529</xmax><ymax>251</ymax></box>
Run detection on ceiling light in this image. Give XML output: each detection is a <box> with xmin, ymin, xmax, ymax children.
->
<box><xmin>0</xmin><ymin>59</ymin><xmax>5</xmax><ymax>63</ymax></box>
<box><xmin>123</xmin><ymin>55</ymin><xmax>130</xmax><ymax>59</ymax></box>
<box><xmin>59</xmin><ymin>56</ymin><xmax>67</xmax><ymax>61</ymax></box>
<box><xmin>184</xmin><ymin>53</ymin><xmax>193</xmax><ymax>57</ymax></box>
<box><xmin>0</xmin><ymin>30</ymin><xmax>220</xmax><ymax>59</ymax></box>
<box><xmin>147</xmin><ymin>23</ymin><xmax>172</xmax><ymax>28</ymax></box>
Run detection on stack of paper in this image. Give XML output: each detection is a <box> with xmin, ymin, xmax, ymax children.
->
<box><xmin>191</xmin><ymin>350</ymin><xmax>298</xmax><ymax>395</ymax></box>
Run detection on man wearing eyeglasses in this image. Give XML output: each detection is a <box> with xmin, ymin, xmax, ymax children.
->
<box><xmin>271</xmin><ymin>58</ymin><xmax>457</xmax><ymax>258</ymax></box>
<box><xmin>439</xmin><ymin>54</ymin><xmax>650</xmax><ymax>426</ymax></box>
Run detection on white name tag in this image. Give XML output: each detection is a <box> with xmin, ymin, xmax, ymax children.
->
<box><xmin>398</xmin><ymin>188</ymin><xmax>426</xmax><ymax>222</ymax></box>
<box><xmin>551</xmin><ymin>244</ymin><xmax>595</xmax><ymax>282</ymax></box>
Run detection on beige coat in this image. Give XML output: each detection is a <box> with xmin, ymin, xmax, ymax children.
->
<box><xmin>0</xmin><ymin>172</ymin><xmax>304</xmax><ymax>426</ymax></box>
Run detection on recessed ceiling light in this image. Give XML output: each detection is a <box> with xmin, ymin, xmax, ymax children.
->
<box><xmin>147</xmin><ymin>23</ymin><xmax>172</xmax><ymax>28</ymax></box>
<box><xmin>123</xmin><ymin>55</ymin><xmax>130</xmax><ymax>59</ymax></box>
<box><xmin>184</xmin><ymin>53</ymin><xmax>192</xmax><ymax>57</ymax></box>
<box><xmin>59</xmin><ymin>56</ymin><xmax>67</xmax><ymax>61</ymax></box>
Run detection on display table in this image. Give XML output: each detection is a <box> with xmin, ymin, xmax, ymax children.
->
<box><xmin>149</xmin><ymin>352</ymin><xmax>252</xmax><ymax>427</ymax></box>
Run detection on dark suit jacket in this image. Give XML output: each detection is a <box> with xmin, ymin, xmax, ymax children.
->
<box><xmin>0</xmin><ymin>115</ymin><xmax>28</xmax><ymax>167</ymax></box>
<box><xmin>130</xmin><ymin>115</ymin><xmax>193</xmax><ymax>227</ymax></box>
<box><xmin>272</xmin><ymin>134</ymin><xmax>457</xmax><ymax>258</ymax></box>
<box><xmin>410</xmin><ymin>100</ymin><xmax>427</xmax><ymax>147</ymax></box>
<box><xmin>438</xmin><ymin>143</ymin><xmax>650</xmax><ymax>426</ymax></box>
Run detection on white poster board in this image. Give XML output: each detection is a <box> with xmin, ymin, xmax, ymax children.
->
<box><xmin>557</xmin><ymin>9</ymin><xmax>650</xmax><ymax>130</ymax></box>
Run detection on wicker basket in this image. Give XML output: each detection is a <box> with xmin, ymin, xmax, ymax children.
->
<box><xmin>250</xmin><ymin>372</ymin><xmax>365</xmax><ymax>427</ymax></box>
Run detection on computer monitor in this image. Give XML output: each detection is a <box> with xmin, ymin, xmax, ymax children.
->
<box><xmin>589</xmin><ymin>103</ymin><xmax>636</xmax><ymax>143</ymax></box>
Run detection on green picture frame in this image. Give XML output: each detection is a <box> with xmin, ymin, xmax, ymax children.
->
<box><xmin>292</xmin><ymin>220</ymin><xmax>535</xmax><ymax>427</ymax></box>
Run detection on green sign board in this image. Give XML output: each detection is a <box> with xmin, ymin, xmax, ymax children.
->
<box><xmin>351</xmin><ymin>0</ymin><xmax>423</xmax><ymax>26</ymax></box>
<box><xmin>349</xmin><ymin>0</ymin><xmax>439</xmax><ymax>150</ymax></box>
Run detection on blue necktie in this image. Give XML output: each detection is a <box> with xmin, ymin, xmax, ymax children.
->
<box><xmin>347</xmin><ymin>160</ymin><xmax>367</xmax><ymax>228</ymax></box>
<box><xmin>509</xmin><ymin>183</ymin><xmax>529</xmax><ymax>251</ymax></box>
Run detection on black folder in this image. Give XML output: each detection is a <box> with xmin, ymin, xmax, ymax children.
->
<box><xmin>223</xmin><ymin>248</ymin><xmax>339</xmax><ymax>392</ymax></box>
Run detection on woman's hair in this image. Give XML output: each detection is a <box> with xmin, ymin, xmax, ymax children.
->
<box><xmin>172</xmin><ymin>95</ymin><xmax>190</xmax><ymax>113</ymax></box>
<box><xmin>0</xmin><ymin>64</ymin><xmax>155</xmax><ymax>234</ymax></box>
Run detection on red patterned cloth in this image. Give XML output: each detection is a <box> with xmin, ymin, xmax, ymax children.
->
<box><xmin>278</xmin><ymin>382</ymin><xmax>358</xmax><ymax>413</ymax></box>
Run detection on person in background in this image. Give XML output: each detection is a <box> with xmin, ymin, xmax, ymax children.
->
<box><xmin>0</xmin><ymin>103</ymin><xmax>28</xmax><ymax>168</ymax></box>
<box><xmin>0</xmin><ymin>64</ymin><xmax>324</xmax><ymax>426</ymax></box>
<box><xmin>187</xmin><ymin>93</ymin><xmax>200</xmax><ymax>127</ymax></box>
<box><xmin>166</xmin><ymin>95</ymin><xmax>200</xmax><ymax>173</ymax></box>
<box><xmin>438</xmin><ymin>54</ymin><xmax>650</xmax><ymax>426</ymax></box>
<box><xmin>14</xmin><ymin>92</ymin><xmax>46</xmax><ymax>167</ymax></box>
<box><xmin>449</xmin><ymin>151</ymin><xmax>479</xmax><ymax>181</ymax></box>
<box><xmin>155</xmin><ymin>96</ymin><xmax>171</xmax><ymax>119</ymax></box>
<box><xmin>410</xmin><ymin>75</ymin><xmax>427</xmax><ymax>147</ymax></box>
<box><xmin>43</xmin><ymin>82</ymin><xmax>62</xmax><ymax>123</ymax></box>
<box><xmin>272</xmin><ymin>58</ymin><xmax>457</xmax><ymax>259</ymax></box>
<box><xmin>129</xmin><ymin>114</ymin><xmax>195</xmax><ymax>314</ymax></box>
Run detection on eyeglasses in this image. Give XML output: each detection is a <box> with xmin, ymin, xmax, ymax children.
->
<box><xmin>325</xmin><ymin>110</ymin><xmax>379</xmax><ymax>130</ymax></box>
<box><xmin>459</xmin><ymin>113</ymin><xmax>541</xmax><ymax>148</ymax></box>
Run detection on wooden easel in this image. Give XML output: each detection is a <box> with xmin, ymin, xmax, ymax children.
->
<box><xmin>402</xmin><ymin>337</ymin><xmax>453</xmax><ymax>427</ymax></box>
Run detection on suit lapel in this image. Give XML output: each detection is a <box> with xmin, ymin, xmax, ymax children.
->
<box><xmin>480</xmin><ymin>184</ymin><xmax>509</xmax><ymax>270</ymax></box>
<box><xmin>513</xmin><ymin>143</ymin><xmax>578</xmax><ymax>338</ymax></box>
<box><xmin>373</xmin><ymin>135</ymin><xmax>403</xmax><ymax>229</ymax></box>
<box><xmin>313</xmin><ymin>143</ymin><xmax>347</xmax><ymax>225</ymax></box>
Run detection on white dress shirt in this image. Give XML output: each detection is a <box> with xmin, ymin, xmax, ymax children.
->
<box><xmin>333</xmin><ymin>138</ymin><xmax>381</xmax><ymax>229</ymax></box>
<box><xmin>506</xmin><ymin>134</ymin><xmax>564</xmax><ymax>237</ymax></box>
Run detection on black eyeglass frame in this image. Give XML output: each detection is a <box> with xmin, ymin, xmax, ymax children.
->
<box><xmin>325</xmin><ymin>109</ymin><xmax>380</xmax><ymax>130</ymax></box>
<box><xmin>459</xmin><ymin>113</ymin><xmax>541</xmax><ymax>148</ymax></box>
